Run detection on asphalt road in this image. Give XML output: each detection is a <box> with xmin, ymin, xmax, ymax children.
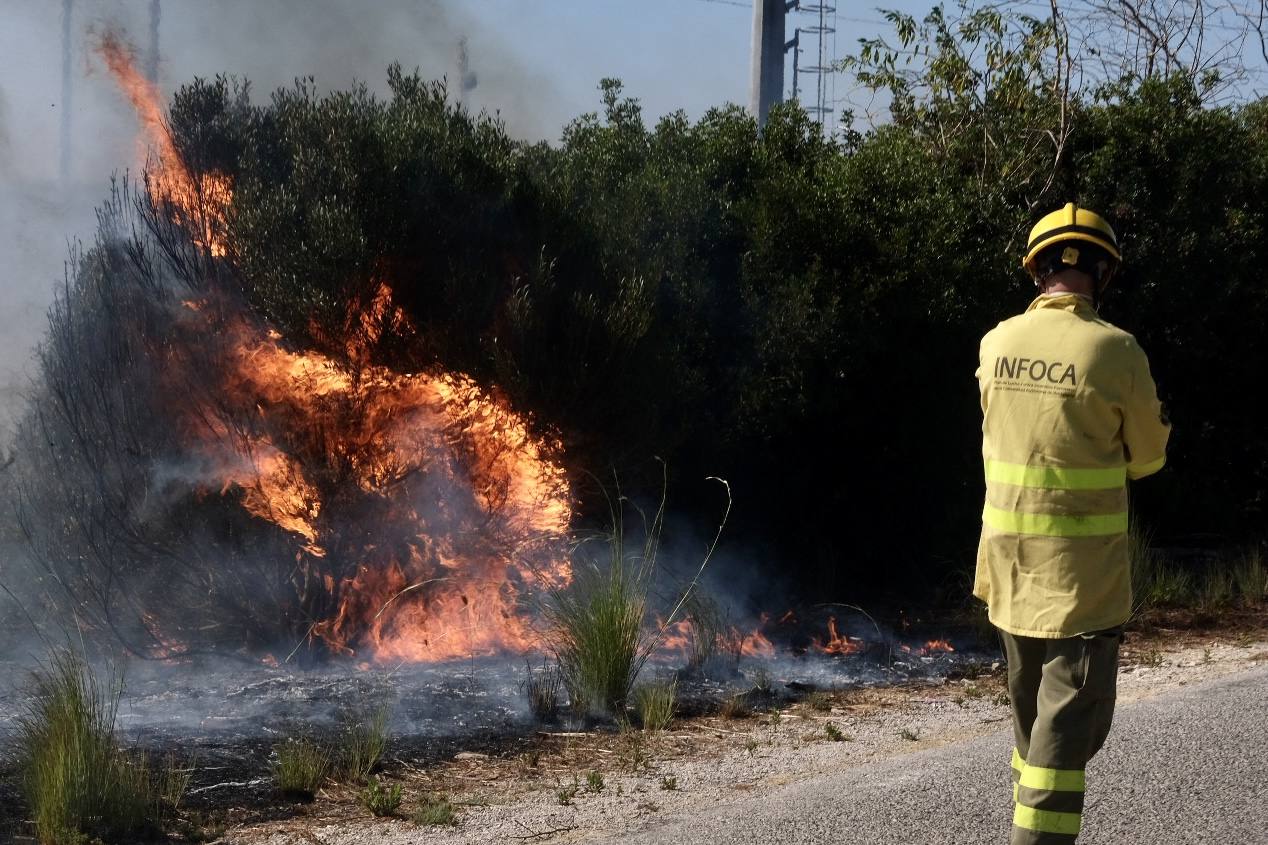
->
<box><xmin>604</xmin><ymin>665</ymin><xmax>1268</xmax><ymax>845</ymax></box>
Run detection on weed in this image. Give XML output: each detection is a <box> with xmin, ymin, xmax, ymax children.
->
<box><xmin>659</xmin><ymin>775</ymin><xmax>678</xmax><ymax>791</ymax></box>
<box><xmin>751</xmin><ymin>667</ymin><xmax>773</xmax><ymax>695</ymax></box>
<box><xmin>16</xmin><ymin>651</ymin><xmax>186</xmax><ymax>844</ymax></box>
<box><xmin>720</xmin><ymin>694</ymin><xmax>751</xmax><ymax>720</ymax></box>
<box><xmin>273</xmin><ymin>738</ymin><xmax>329</xmax><ymax>801</ymax></box>
<box><xmin>523</xmin><ymin>661</ymin><xmax>562</xmax><ymax>724</ymax></box>
<box><xmin>899</xmin><ymin>728</ymin><xmax>920</xmax><ymax>742</ymax></box>
<box><xmin>585</xmin><ymin>770</ymin><xmax>605</xmax><ymax>793</ymax></box>
<box><xmin>556</xmin><ymin>776</ymin><xmax>580</xmax><ymax>806</ymax></box>
<box><xmin>338</xmin><ymin>704</ymin><xmax>389</xmax><ymax>784</ymax></box>
<box><xmin>993</xmin><ymin>692</ymin><xmax>1010</xmax><ymax>707</ymax></box>
<box><xmin>618</xmin><ymin>732</ymin><xmax>653</xmax><ymax>773</ymax></box>
<box><xmin>744</xmin><ymin>739</ymin><xmax>759</xmax><ymax>755</ymax></box>
<box><xmin>806</xmin><ymin>690</ymin><xmax>832</xmax><ymax>712</ymax></box>
<box><xmin>963</xmin><ymin>683</ymin><xmax>984</xmax><ymax>699</ymax></box>
<box><xmin>824</xmin><ymin>723</ymin><xmax>851</xmax><ymax>742</ymax></box>
<box><xmin>634</xmin><ymin>679</ymin><xmax>677</xmax><ymax>731</ymax></box>
<box><xmin>1138</xmin><ymin>648</ymin><xmax>1165</xmax><ymax>667</ymax></box>
<box><xmin>413</xmin><ymin>794</ymin><xmax>457</xmax><ymax>826</ymax></box>
<box><xmin>361</xmin><ymin>777</ymin><xmax>403</xmax><ymax>817</ymax></box>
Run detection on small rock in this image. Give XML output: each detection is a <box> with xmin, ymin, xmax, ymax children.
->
<box><xmin>455</xmin><ymin>751</ymin><xmax>489</xmax><ymax>761</ymax></box>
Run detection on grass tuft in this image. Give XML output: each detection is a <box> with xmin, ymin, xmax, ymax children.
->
<box><xmin>523</xmin><ymin>661</ymin><xmax>562</xmax><ymax>724</ymax></box>
<box><xmin>361</xmin><ymin>777</ymin><xmax>403</xmax><ymax>817</ymax></box>
<box><xmin>413</xmin><ymin>794</ymin><xmax>457</xmax><ymax>826</ymax></box>
<box><xmin>272</xmin><ymin>738</ymin><xmax>329</xmax><ymax>801</ymax></box>
<box><xmin>634</xmin><ymin>679</ymin><xmax>677</xmax><ymax>731</ymax></box>
<box><xmin>1233</xmin><ymin>548</ymin><xmax>1266</xmax><ymax>604</ymax></box>
<box><xmin>719</xmin><ymin>693</ymin><xmax>751</xmax><ymax>720</ymax></box>
<box><xmin>337</xmin><ymin>704</ymin><xmax>390</xmax><ymax>784</ymax></box>
<box><xmin>16</xmin><ymin>650</ymin><xmax>186</xmax><ymax>844</ymax></box>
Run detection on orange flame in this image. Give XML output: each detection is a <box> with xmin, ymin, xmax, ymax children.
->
<box><xmin>174</xmin><ymin>288</ymin><xmax>573</xmax><ymax>663</ymax></box>
<box><xmin>815</xmin><ymin>615</ymin><xmax>864</xmax><ymax>656</ymax></box>
<box><xmin>96</xmin><ymin>32</ymin><xmax>231</xmax><ymax>256</ymax></box>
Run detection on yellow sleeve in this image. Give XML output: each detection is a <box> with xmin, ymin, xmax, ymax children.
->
<box><xmin>1123</xmin><ymin>342</ymin><xmax>1171</xmax><ymax>480</ymax></box>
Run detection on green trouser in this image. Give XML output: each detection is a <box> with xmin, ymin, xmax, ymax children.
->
<box><xmin>998</xmin><ymin>627</ymin><xmax>1122</xmax><ymax>845</ymax></box>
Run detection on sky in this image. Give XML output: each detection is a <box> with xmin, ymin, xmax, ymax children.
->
<box><xmin>0</xmin><ymin>0</ymin><xmax>921</xmax><ymax>426</ymax></box>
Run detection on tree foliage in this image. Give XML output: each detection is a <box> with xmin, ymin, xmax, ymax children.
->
<box><xmin>10</xmin><ymin>3</ymin><xmax>1268</xmax><ymax>618</ymax></box>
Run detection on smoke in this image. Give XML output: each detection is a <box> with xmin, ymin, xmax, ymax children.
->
<box><xmin>0</xmin><ymin>0</ymin><xmax>564</xmax><ymax>441</ymax></box>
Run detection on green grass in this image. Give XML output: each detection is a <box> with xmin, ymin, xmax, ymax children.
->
<box><xmin>1233</xmin><ymin>548</ymin><xmax>1266</xmax><ymax>603</ymax></box>
<box><xmin>542</xmin><ymin>474</ymin><xmax>728</xmax><ymax>718</ymax></box>
<box><xmin>337</xmin><ymin>705</ymin><xmax>390</xmax><ymax>784</ymax></box>
<box><xmin>585</xmin><ymin>770</ymin><xmax>605</xmax><ymax>793</ymax></box>
<box><xmin>361</xmin><ymin>777</ymin><xmax>403</xmax><ymax>817</ymax></box>
<box><xmin>272</xmin><ymin>738</ymin><xmax>329</xmax><ymax>801</ymax></box>
<box><xmin>633</xmin><ymin>679</ymin><xmax>677</xmax><ymax>731</ymax></box>
<box><xmin>16</xmin><ymin>651</ymin><xmax>186</xmax><ymax>845</ymax></box>
<box><xmin>412</xmin><ymin>794</ymin><xmax>457</xmax><ymax>826</ymax></box>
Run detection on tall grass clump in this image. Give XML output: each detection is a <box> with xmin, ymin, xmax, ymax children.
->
<box><xmin>338</xmin><ymin>705</ymin><xmax>390</xmax><ymax>784</ymax></box>
<box><xmin>16</xmin><ymin>651</ymin><xmax>184</xmax><ymax>844</ymax></box>
<box><xmin>1233</xmin><ymin>548</ymin><xmax>1266</xmax><ymax>604</ymax></box>
<box><xmin>272</xmin><ymin>738</ymin><xmax>329</xmax><ymax>801</ymax></box>
<box><xmin>523</xmin><ymin>661</ymin><xmax>562</xmax><ymax>723</ymax></box>
<box><xmin>543</xmin><ymin>474</ymin><xmax>730</xmax><ymax>717</ymax></box>
<box><xmin>683</xmin><ymin>592</ymin><xmax>722</xmax><ymax>673</ymax></box>
<box><xmin>633</xmin><ymin>680</ymin><xmax>677</xmax><ymax>731</ymax></box>
<box><xmin>546</xmin><ymin>539</ymin><xmax>652</xmax><ymax>716</ymax></box>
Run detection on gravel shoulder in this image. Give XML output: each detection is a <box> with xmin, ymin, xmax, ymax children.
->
<box><xmin>227</xmin><ymin>629</ymin><xmax>1268</xmax><ymax>845</ymax></box>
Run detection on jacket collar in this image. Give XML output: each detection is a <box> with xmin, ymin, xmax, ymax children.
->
<box><xmin>1026</xmin><ymin>292</ymin><xmax>1097</xmax><ymax>314</ymax></box>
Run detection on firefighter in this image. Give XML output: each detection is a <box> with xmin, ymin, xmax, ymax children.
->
<box><xmin>974</xmin><ymin>203</ymin><xmax>1171</xmax><ymax>844</ymax></box>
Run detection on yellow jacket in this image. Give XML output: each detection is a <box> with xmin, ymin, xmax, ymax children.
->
<box><xmin>973</xmin><ymin>294</ymin><xmax>1171</xmax><ymax>638</ymax></box>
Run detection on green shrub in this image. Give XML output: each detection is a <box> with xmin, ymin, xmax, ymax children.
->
<box><xmin>361</xmin><ymin>777</ymin><xmax>403</xmax><ymax>817</ymax></box>
<box><xmin>272</xmin><ymin>738</ymin><xmax>329</xmax><ymax>801</ymax></box>
<box><xmin>16</xmin><ymin>651</ymin><xmax>185</xmax><ymax>844</ymax></box>
<box><xmin>634</xmin><ymin>680</ymin><xmax>677</xmax><ymax>732</ymax></box>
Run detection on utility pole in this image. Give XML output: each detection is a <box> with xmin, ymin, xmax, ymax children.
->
<box><xmin>749</xmin><ymin>0</ymin><xmax>798</xmax><ymax>127</ymax></box>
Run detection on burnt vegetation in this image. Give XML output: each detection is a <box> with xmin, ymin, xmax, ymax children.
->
<box><xmin>2</xmin><ymin>1</ymin><xmax>1268</xmax><ymax>670</ymax></box>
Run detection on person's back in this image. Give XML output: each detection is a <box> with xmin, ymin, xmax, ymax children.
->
<box><xmin>974</xmin><ymin>203</ymin><xmax>1170</xmax><ymax>845</ymax></box>
<box><xmin>976</xmin><ymin>292</ymin><xmax>1169</xmax><ymax>637</ymax></box>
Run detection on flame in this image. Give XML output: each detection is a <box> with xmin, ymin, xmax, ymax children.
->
<box><xmin>815</xmin><ymin>615</ymin><xmax>864</xmax><ymax>656</ymax></box>
<box><xmin>97</xmin><ymin>33</ymin><xmax>231</xmax><ymax>256</ymax></box>
<box><xmin>173</xmin><ymin>288</ymin><xmax>572</xmax><ymax>663</ymax></box>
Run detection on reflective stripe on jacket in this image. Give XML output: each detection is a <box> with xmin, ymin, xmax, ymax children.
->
<box><xmin>973</xmin><ymin>294</ymin><xmax>1171</xmax><ymax>638</ymax></box>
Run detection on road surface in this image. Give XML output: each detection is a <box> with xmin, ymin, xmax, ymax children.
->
<box><xmin>603</xmin><ymin>665</ymin><xmax>1268</xmax><ymax>844</ymax></box>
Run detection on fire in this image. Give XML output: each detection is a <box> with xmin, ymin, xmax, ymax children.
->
<box><xmin>173</xmin><ymin>288</ymin><xmax>572</xmax><ymax>663</ymax></box>
<box><xmin>815</xmin><ymin>616</ymin><xmax>864</xmax><ymax>656</ymax></box>
<box><xmin>96</xmin><ymin>32</ymin><xmax>231</xmax><ymax>256</ymax></box>
<box><xmin>94</xmin><ymin>33</ymin><xmax>572</xmax><ymax>664</ymax></box>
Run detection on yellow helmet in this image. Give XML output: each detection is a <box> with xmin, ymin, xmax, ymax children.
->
<box><xmin>1022</xmin><ymin>202</ymin><xmax>1120</xmax><ymax>278</ymax></box>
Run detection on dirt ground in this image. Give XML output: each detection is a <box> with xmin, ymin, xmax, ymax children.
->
<box><xmin>217</xmin><ymin>610</ymin><xmax>1268</xmax><ymax>845</ymax></box>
